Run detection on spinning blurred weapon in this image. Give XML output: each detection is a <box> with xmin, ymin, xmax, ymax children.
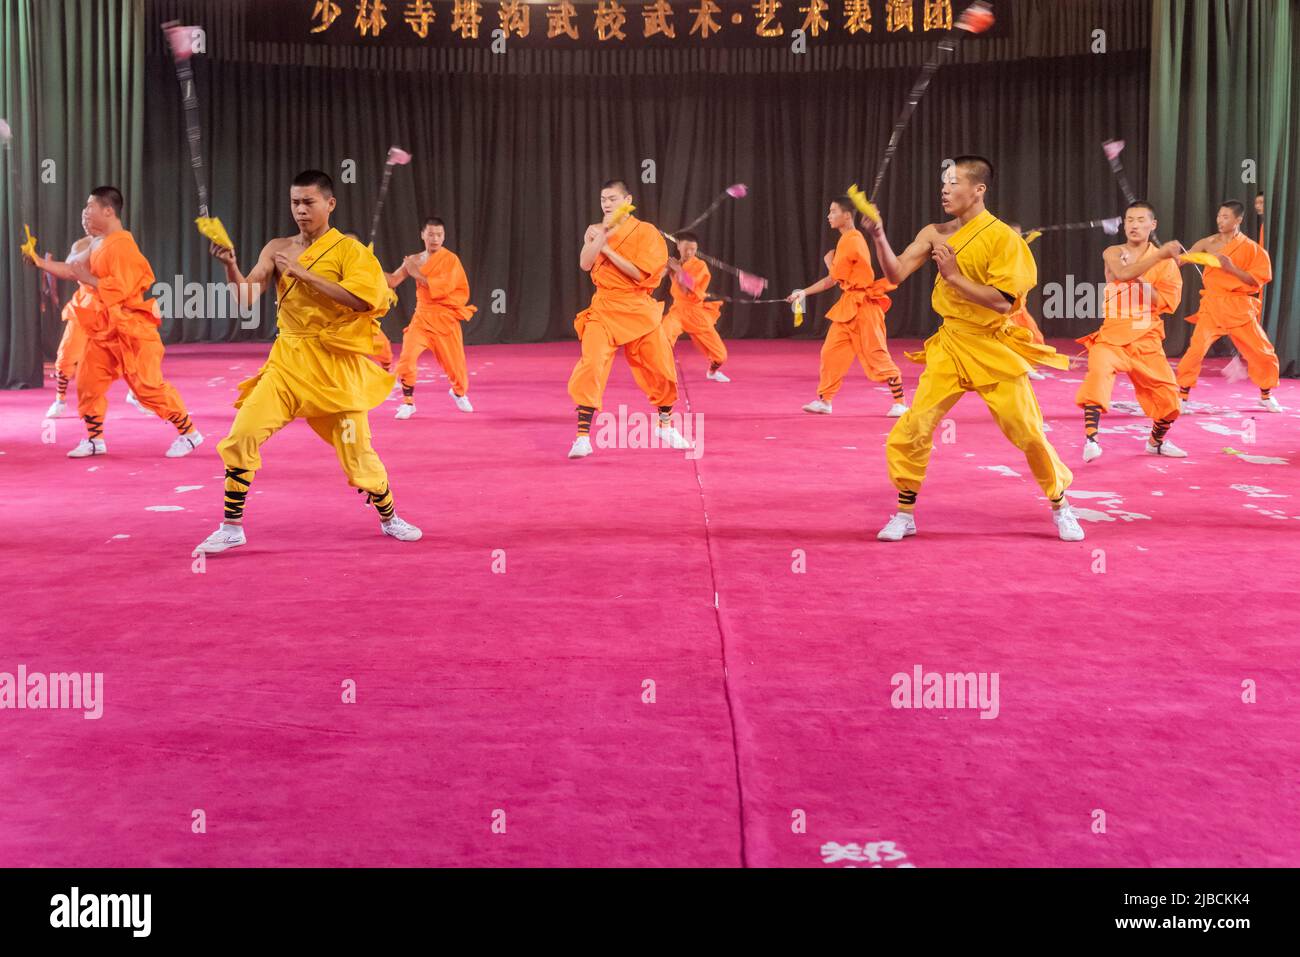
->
<box><xmin>368</xmin><ymin>146</ymin><xmax>412</xmax><ymax>247</ymax></box>
<box><xmin>868</xmin><ymin>1</ymin><xmax>996</xmax><ymax>203</ymax></box>
<box><xmin>674</xmin><ymin>183</ymin><xmax>748</xmax><ymax>234</ymax></box>
<box><xmin>162</xmin><ymin>21</ymin><xmax>236</xmax><ymax>250</ymax></box>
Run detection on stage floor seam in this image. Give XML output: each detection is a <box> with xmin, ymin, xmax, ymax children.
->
<box><xmin>678</xmin><ymin>359</ymin><xmax>751</xmax><ymax>868</ymax></box>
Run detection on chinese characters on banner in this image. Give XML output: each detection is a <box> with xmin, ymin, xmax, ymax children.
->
<box><xmin>291</xmin><ymin>0</ymin><xmax>992</xmax><ymax>45</ymax></box>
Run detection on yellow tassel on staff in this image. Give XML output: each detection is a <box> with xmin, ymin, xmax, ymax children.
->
<box><xmin>20</xmin><ymin>224</ymin><xmax>39</xmax><ymax>263</ymax></box>
<box><xmin>1180</xmin><ymin>251</ymin><xmax>1219</xmax><ymax>268</ymax></box>
<box><xmin>1023</xmin><ymin>230</ymin><xmax>1042</xmax><ymax>246</ymax></box>
<box><xmin>195</xmin><ymin>215</ymin><xmax>233</xmax><ymax>250</ymax></box>
<box><xmin>608</xmin><ymin>201</ymin><xmax>635</xmax><ymax>227</ymax></box>
<box><xmin>846</xmin><ymin>183</ymin><xmax>881</xmax><ymax>224</ymax></box>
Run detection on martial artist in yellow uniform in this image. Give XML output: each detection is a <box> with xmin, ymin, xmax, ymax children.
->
<box><xmin>194</xmin><ymin>170</ymin><xmax>421</xmax><ymax>554</ymax></box>
<box><xmin>865</xmin><ymin>156</ymin><xmax>1083</xmax><ymax>542</ymax></box>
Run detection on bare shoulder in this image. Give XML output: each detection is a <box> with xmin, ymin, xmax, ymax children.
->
<box><xmin>927</xmin><ymin>219</ymin><xmax>960</xmax><ymax>243</ymax></box>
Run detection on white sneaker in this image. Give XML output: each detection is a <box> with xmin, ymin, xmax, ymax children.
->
<box><xmin>1259</xmin><ymin>395</ymin><xmax>1282</xmax><ymax>413</ymax></box>
<box><xmin>1146</xmin><ymin>438</ymin><xmax>1187</xmax><ymax>457</ymax></box>
<box><xmin>381</xmin><ymin>515</ymin><xmax>423</xmax><ymax>542</ymax></box>
<box><xmin>1052</xmin><ymin>504</ymin><xmax>1085</xmax><ymax>541</ymax></box>
<box><xmin>568</xmin><ymin>435</ymin><xmax>593</xmax><ymax>459</ymax></box>
<box><xmin>887</xmin><ymin>402</ymin><xmax>909</xmax><ymax>417</ymax></box>
<box><xmin>876</xmin><ymin>512</ymin><xmax>916</xmax><ymax>541</ymax></box>
<box><xmin>1027</xmin><ymin>369</ymin><xmax>1047</xmax><ymax>380</ymax></box>
<box><xmin>1178</xmin><ymin>396</ymin><xmax>1188</xmax><ymax>413</ymax></box>
<box><xmin>449</xmin><ymin>389</ymin><xmax>474</xmax><ymax>413</ymax></box>
<box><xmin>166</xmin><ymin>429</ymin><xmax>204</xmax><ymax>458</ymax></box>
<box><xmin>45</xmin><ymin>398</ymin><xmax>68</xmax><ymax>418</ymax></box>
<box><xmin>802</xmin><ymin>398</ymin><xmax>833</xmax><ymax>415</ymax></box>
<box><xmin>125</xmin><ymin>390</ymin><xmax>150</xmax><ymax>415</ymax></box>
<box><xmin>655</xmin><ymin>426</ymin><xmax>694</xmax><ymax>450</ymax></box>
<box><xmin>193</xmin><ymin>523</ymin><xmax>246</xmax><ymax>554</ymax></box>
<box><xmin>394</xmin><ymin>403</ymin><xmax>416</xmax><ymax>420</ymax></box>
<box><xmin>1082</xmin><ymin>439</ymin><xmax>1103</xmax><ymax>463</ymax></box>
<box><xmin>67</xmin><ymin>437</ymin><xmax>106</xmax><ymax>458</ymax></box>
<box><xmin>706</xmin><ymin>369</ymin><xmax>731</xmax><ymax>382</ymax></box>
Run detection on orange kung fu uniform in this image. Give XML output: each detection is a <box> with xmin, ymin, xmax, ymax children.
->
<box><xmin>396</xmin><ymin>247</ymin><xmax>477</xmax><ymax>397</ymax></box>
<box><xmin>1075</xmin><ymin>254</ymin><xmax>1182</xmax><ymax>420</ymax></box>
<box><xmin>817</xmin><ymin>229</ymin><xmax>900</xmax><ymax>401</ymax></box>
<box><xmin>662</xmin><ymin>256</ymin><xmax>727</xmax><ymax>367</ymax></box>
<box><xmin>371</xmin><ymin>328</ymin><xmax>394</xmax><ymax>372</ymax></box>
<box><xmin>71</xmin><ymin>230</ymin><xmax>193</xmax><ymax>438</ymax></box>
<box><xmin>1008</xmin><ymin>304</ymin><xmax>1045</xmax><ymax>344</ymax></box>
<box><xmin>567</xmin><ymin>215</ymin><xmax>676</xmax><ymax>410</ymax></box>
<box><xmin>54</xmin><ymin>281</ymin><xmax>93</xmax><ymax>394</ymax></box>
<box><xmin>1175</xmin><ymin>235</ymin><xmax>1277</xmax><ymax>390</ymax></box>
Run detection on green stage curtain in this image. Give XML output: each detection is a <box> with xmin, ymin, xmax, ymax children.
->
<box><xmin>0</xmin><ymin>0</ymin><xmax>144</xmax><ymax>388</ymax></box>
<box><xmin>1149</xmin><ymin>0</ymin><xmax>1298</xmax><ymax>375</ymax></box>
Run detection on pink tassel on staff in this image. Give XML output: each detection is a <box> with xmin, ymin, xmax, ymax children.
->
<box><xmin>957</xmin><ymin>0</ymin><xmax>995</xmax><ymax>33</ymax></box>
<box><xmin>387</xmin><ymin>146</ymin><xmax>412</xmax><ymax>166</ymax></box>
<box><xmin>1222</xmin><ymin>355</ymin><xmax>1249</xmax><ymax>382</ymax></box>
<box><xmin>164</xmin><ymin>23</ymin><xmax>198</xmax><ymax>61</ymax></box>
<box><xmin>725</xmin><ymin>183</ymin><xmax>748</xmax><ymax>199</ymax></box>
<box><xmin>738</xmin><ymin>271</ymin><xmax>766</xmax><ymax>298</ymax></box>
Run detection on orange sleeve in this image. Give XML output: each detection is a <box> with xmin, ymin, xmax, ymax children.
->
<box><xmin>1151</xmin><ymin>257</ymin><xmax>1183</xmax><ymax>316</ymax></box>
<box><xmin>423</xmin><ymin>252</ymin><xmax>471</xmax><ymax>306</ymax></box>
<box><xmin>617</xmin><ymin>223</ymin><xmax>668</xmax><ymax>285</ymax></box>
<box><xmin>830</xmin><ymin>232</ymin><xmax>868</xmax><ymax>284</ymax></box>
<box><xmin>685</xmin><ymin>258</ymin><xmax>711</xmax><ymax>300</ymax></box>
<box><xmin>95</xmin><ymin>235</ymin><xmax>152</xmax><ymax>308</ymax></box>
<box><xmin>1244</xmin><ymin>241</ymin><xmax>1272</xmax><ymax>287</ymax></box>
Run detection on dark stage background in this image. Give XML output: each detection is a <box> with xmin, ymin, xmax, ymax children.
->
<box><xmin>2</xmin><ymin>0</ymin><xmax>1296</xmax><ymax>387</ymax></box>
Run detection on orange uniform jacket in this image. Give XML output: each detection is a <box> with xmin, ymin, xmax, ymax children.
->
<box><xmin>1079</xmin><ymin>254</ymin><xmax>1183</xmax><ymax>349</ymax></box>
<box><xmin>824</xmin><ymin>229</ymin><xmax>894</xmax><ymax>323</ymax></box>
<box><xmin>1186</xmin><ymin>235</ymin><xmax>1271</xmax><ymax>329</ymax></box>
<box><xmin>575</xmin><ymin>216</ymin><xmax>669</xmax><ymax>346</ymax></box>
<box><xmin>72</xmin><ymin>230</ymin><xmax>161</xmax><ymax>342</ymax></box>
<box><xmin>412</xmin><ymin>247</ymin><xmax>476</xmax><ymax>331</ymax></box>
<box><xmin>666</xmin><ymin>257</ymin><xmax>723</xmax><ymax>332</ymax></box>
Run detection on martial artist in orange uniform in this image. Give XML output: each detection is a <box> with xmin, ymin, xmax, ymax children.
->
<box><xmin>33</xmin><ymin>187</ymin><xmax>201</xmax><ymax>458</ymax></box>
<box><xmin>1076</xmin><ymin>202</ymin><xmax>1187</xmax><ymax>463</ymax></box>
<box><xmin>43</xmin><ymin>229</ymin><xmax>92</xmax><ymax>419</ymax></box>
<box><xmin>387</xmin><ymin>217</ymin><xmax>477</xmax><ymax>417</ymax></box>
<box><xmin>790</xmin><ymin>197</ymin><xmax>907</xmax><ymax>417</ymax></box>
<box><xmin>1175</xmin><ymin>200</ymin><xmax>1279</xmax><ymax>412</ymax></box>
<box><xmin>566</xmin><ymin>180</ymin><xmax>691</xmax><ymax>459</ymax></box>
<box><xmin>662</xmin><ymin>231</ymin><xmax>729</xmax><ymax>382</ymax></box>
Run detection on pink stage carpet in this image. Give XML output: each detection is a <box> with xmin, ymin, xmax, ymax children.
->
<box><xmin>2</xmin><ymin>338</ymin><xmax>1297</xmax><ymax>867</ymax></box>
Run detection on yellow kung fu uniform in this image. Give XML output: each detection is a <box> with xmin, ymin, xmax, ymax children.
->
<box><xmin>217</xmin><ymin>228</ymin><xmax>396</xmax><ymax>496</ymax></box>
<box><xmin>886</xmin><ymin>210</ymin><xmax>1073</xmax><ymax>501</ymax></box>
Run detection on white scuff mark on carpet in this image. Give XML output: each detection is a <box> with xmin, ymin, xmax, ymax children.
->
<box><xmin>1230</xmin><ymin>484</ymin><xmax>1286</xmax><ymax>498</ymax></box>
<box><xmin>146</xmin><ymin>505</ymin><xmax>184</xmax><ymax>512</ymax></box>
<box><xmin>979</xmin><ymin>465</ymin><xmax>1020</xmax><ymax>477</ymax></box>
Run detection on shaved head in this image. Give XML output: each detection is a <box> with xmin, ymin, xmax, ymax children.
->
<box><xmin>953</xmin><ymin>155</ymin><xmax>994</xmax><ymax>188</ymax></box>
